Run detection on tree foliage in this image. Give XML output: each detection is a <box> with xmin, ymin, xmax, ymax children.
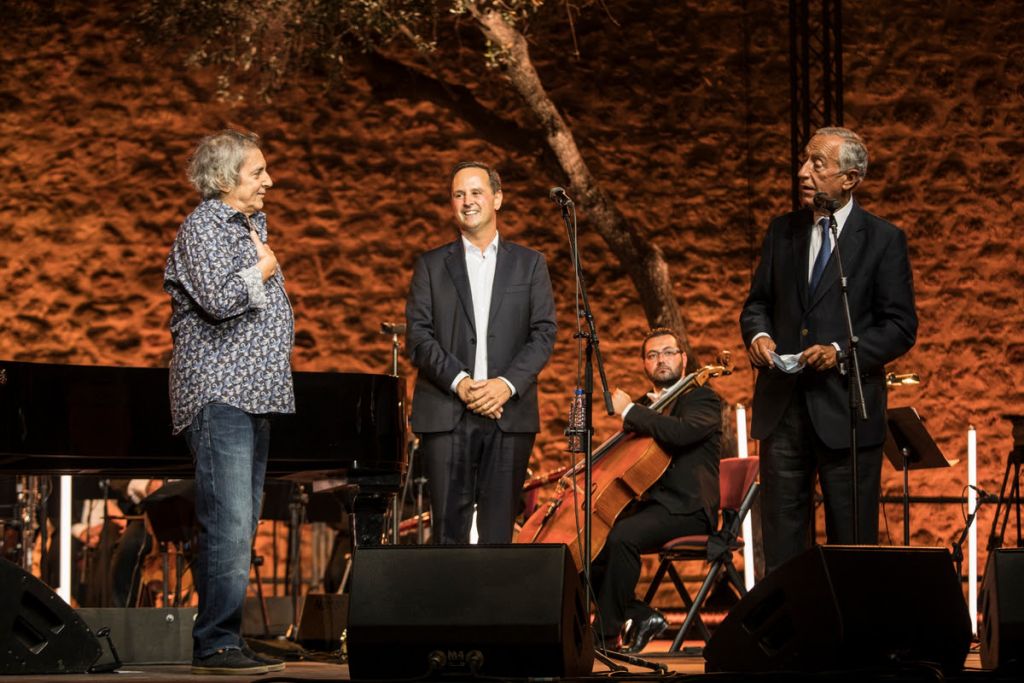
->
<box><xmin>134</xmin><ymin>1</ymin><xmax>550</xmax><ymax>94</ymax></box>
<box><xmin>133</xmin><ymin>0</ymin><xmax>695</xmax><ymax>364</ymax></box>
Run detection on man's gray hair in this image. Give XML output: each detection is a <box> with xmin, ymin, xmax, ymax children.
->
<box><xmin>815</xmin><ymin>126</ymin><xmax>869</xmax><ymax>177</ymax></box>
<box><xmin>187</xmin><ymin>130</ymin><xmax>262</xmax><ymax>199</ymax></box>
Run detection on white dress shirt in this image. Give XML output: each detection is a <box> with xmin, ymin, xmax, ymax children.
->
<box><xmin>806</xmin><ymin>195</ymin><xmax>853</xmax><ymax>283</ymax></box>
<box><xmin>751</xmin><ymin>196</ymin><xmax>854</xmax><ymax>351</ymax></box>
<box><xmin>465</xmin><ymin>233</ymin><xmax>498</xmax><ymax>380</ymax></box>
<box><xmin>449</xmin><ymin>233</ymin><xmax>516</xmax><ymax>396</ymax></box>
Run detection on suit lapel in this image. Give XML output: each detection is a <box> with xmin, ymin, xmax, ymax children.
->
<box><xmin>487</xmin><ymin>239</ymin><xmax>513</xmax><ymax>331</ymax></box>
<box><xmin>808</xmin><ymin>201</ymin><xmax>867</xmax><ymax>310</ymax></box>
<box><xmin>792</xmin><ymin>209</ymin><xmax>813</xmax><ymax>310</ymax></box>
<box><xmin>444</xmin><ymin>240</ymin><xmax>476</xmax><ymax>333</ymax></box>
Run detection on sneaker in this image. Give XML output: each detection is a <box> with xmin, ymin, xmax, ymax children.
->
<box><xmin>191</xmin><ymin>648</ymin><xmax>270</xmax><ymax>675</ymax></box>
<box><xmin>241</xmin><ymin>643</ymin><xmax>286</xmax><ymax>672</ymax></box>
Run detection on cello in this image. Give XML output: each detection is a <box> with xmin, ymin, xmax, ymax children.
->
<box><xmin>516</xmin><ymin>353</ymin><xmax>732</xmax><ymax>570</ymax></box>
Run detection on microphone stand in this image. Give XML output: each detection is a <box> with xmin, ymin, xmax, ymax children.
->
<box><xmin>952</xmin><ymin>492</ymin><xmax>991</xmax><ymax>581</ymax></box>
<box><xmin>381</xmin><ymin>321</ymin><xmax>406</xmax><ymax>544</ymax></box>
<box><xmin>556</xmin><ymin>194</ymin><xmax>665</xmax><ymax>674</ymax></box>
<box><xmin>557</xmin><ymin>193</ymin><xmax>614</xmax><ymax>583</ymax></box>
<box><xmin>825</xmin><ymin>207</ymin><xmax>869</xmax><ymax>543</ymax></box>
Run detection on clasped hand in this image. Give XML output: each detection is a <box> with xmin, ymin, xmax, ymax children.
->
<box><xmin>457</xmin><ymin>378</ymin><xmax>510</xmax><ymax>420</ymax></box>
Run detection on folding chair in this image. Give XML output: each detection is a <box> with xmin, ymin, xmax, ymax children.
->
<box><xmin>640</xmin><ymin>456</ymin><xmax>760</xmax><ymax>652</ymax></box>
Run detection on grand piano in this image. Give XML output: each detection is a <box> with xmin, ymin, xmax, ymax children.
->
<box><xmin>0</xmin><ymin>359</ymin><xmax>407</xmax><ymax>546</ymax></box>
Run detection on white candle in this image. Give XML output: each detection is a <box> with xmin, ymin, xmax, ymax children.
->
<box><xmin>968</xmin><ymin>425</ymin><xmax>978</xmax><ymax>635</ymax></box>
<box><xmin>736</xmin><ymin>404</ymin><xmax>755</xmax><ymax>590</ymax></box>
<box><xmin>58</xmin><ymin>475</ymin><xmax>72</xmax><ymax>603</ymax></box>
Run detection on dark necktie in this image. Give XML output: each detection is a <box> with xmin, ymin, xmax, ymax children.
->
<box><xmin>809</xmin><ymin>217</ymin><xmax>832</xmax><ymax>292</ymax></box>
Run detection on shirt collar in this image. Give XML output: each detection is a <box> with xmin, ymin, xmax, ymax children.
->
<box><xmin>462</xmin><ymin>232</ymin><xmax>500</xmax><ymax>258</ymax></box>
<box><xmin>818</xmin><ymin>195</ymin><xmax>854</xmax><ymax>233</ymax></box>
<box><xmin>200</xmin><ymin>198</ymin><xmax>265</xmax><ymax>227</ymax></box>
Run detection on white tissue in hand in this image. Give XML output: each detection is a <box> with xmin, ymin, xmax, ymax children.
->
<box><xmin>770</xmin><ymin>350</ymin><xmax>805</xmax><ymax>374</ymax></box>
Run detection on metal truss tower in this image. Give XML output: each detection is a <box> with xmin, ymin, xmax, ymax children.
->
<box><xmin>789</xmin><ymin>0</ymin><xmax>844</xmax><ymax>210</ymax></box>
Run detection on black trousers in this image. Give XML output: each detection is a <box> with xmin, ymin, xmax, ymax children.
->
<box><xmin>420</xmin><ymin>412</ymin><xmax>534</xmax><ymax>544</ymax></box>
<box><xmin>591</xmin><ymin>500</ymin><xmax>710</xmax><ymax>641</ymax></box>
<box><xmin>760</xmin><ymin>390</ymin><xmax>883</xmax><ymax>575</ymax></box>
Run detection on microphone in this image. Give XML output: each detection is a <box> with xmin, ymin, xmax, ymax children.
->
<box><xmin>813</xmin><ymin>192</ymin><xmax>840</xmax><ymax>213</ymax></box>
<box><xmin>968</xmin><ymin>484</ymin><xmax>999</xmax><ymax>503</ymax></box>
<box><xmin>549</xmin><ymin>186</ymin><xmax>573</xmax><ymax>206</ymax></box>
<box><xmin>380</xmin><ymin>322</ymin><xmax>406</xmax><ymax>335</ymax></box>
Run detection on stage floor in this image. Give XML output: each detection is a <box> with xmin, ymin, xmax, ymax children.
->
<box><xmin>0</xmin><ymin>646</ymin><xmax>1005</xmax><ymax>682</ymax></box>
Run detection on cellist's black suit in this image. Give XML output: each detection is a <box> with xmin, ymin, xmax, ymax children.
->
<box><xmin>592</xmin><ymin>385</ymin><xmax>721</xmax><ymax>645</ymax></box>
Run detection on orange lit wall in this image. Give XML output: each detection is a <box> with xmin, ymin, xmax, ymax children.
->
<box><xmin>2</xmin><ymin>1</ymin><xmax>1021</xmax><ymax>579</ymax></box>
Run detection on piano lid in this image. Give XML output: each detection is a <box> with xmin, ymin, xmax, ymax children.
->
<box><xmin>0</xmin><ymin>360</ymin><xmax>406</xmax><ymax>479</ymax></box>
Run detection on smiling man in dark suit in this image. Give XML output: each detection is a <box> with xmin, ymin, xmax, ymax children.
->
<box><xmin>740</xmin><ymin>127</ymin><xmax>918</xmax><ymax>575</ymax></box>
<box><xmin>405</xmin><ymin>161</ymin><xmax>557</xmax><ymax>544</ymax></box>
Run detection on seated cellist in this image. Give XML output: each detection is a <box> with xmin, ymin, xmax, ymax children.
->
<box><xmin>592</xmin><ymin>328</ymin><xmax>722</xmax><ymax>653</ymax></box>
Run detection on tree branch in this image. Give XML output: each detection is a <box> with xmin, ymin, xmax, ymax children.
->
<box><xmin>467</xmin><ymin>2</ymin><xmax>693</xmax><ymax>364</ymax></box>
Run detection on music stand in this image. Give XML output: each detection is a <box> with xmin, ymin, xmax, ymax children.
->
<box><xmin>883</xmin><ymin>406</ymin><xmax>958</xmax><ymax>545</ymax></box>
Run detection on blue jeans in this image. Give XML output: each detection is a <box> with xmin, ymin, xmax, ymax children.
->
<box><xmin>184</xmin><ymin>402</ymin><xmax>270</xmax><ymax>657</ymax></box>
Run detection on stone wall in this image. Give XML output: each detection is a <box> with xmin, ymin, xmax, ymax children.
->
<box><xmin>1</xmin><ymin>1</ymin><xmax>1021</xmax><ymax>592</ymax></box>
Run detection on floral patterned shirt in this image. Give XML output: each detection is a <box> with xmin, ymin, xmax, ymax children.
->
<box><xmin>164</xmin><ymin>199</ymin><xmax>295</xmax><ymax>433</ymax></box>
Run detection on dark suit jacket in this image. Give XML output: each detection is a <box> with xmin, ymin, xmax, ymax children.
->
<box><xmin>405</xmin><ymin>237</ymin><xmax>557</xmax><ymax>434</ymax></box>
<box><xmin>623</xmin><ymin>385</ymin><xmax>722</xmax><ymax>526</ymax></box>
<box><xmin>740</xmin><ymin>201</ymin><xmax>918</xmax><ymax>449</ymax></box>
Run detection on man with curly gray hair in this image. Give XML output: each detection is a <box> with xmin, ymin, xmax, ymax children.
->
<box><xmin>164</xmin><ymin>129</ymin><xmax>293</xmax><ymax>675</ymax></box>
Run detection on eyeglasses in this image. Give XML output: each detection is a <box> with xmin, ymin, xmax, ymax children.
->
<box><xmin>644</xmin><ymin>348</ymin><xmax>681</xmax><ymax>362</ymax></box>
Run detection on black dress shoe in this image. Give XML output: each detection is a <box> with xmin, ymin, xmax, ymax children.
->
<box><xmin>621</xmin><ymin>610</ymin><xmax>668</xmax><ymax>654</ymax></box>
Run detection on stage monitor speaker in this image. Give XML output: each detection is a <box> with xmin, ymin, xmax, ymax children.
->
<box><xmin>981</xmin><ymin>548</ymin><xmax>1024</xmax><ymax>671</ymax></box>
<box><xmin>297</xmin><ymin>593</ymin><xmax>348</xmax><ymax>651</ymax></box>
<box><xmin>704</xmin><ymin>545</ymin><xmax>971</xmax><ymax>673</ymax></box>
<box><xmin>0</xmin><ymin>557</ymin><xmax>102</xmax><ymax>674</ymax></box>
<box><xmin>77</xmin><ymin>607</ymin><xmax>195</xmax><ymax>665</ymax></box>
<box><xmin>347</xmin><ymin>544</ymin><xmax>593</xmax><ymax>679</ymax></box>
<box><xmin>242</xmin><ymin>596</ymin><xmax>294</xmax><ymax>637</ymax></box>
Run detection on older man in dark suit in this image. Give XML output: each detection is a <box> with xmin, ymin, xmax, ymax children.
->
<box><xmin>405</xmin><ymin>161</ymin><xmax>557</xmax><ymax>545</ymax></box>
<box><xmin>740</xmin><ymin>127</ymin><xmax>918</xmax><ymax>575</ymax></box>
